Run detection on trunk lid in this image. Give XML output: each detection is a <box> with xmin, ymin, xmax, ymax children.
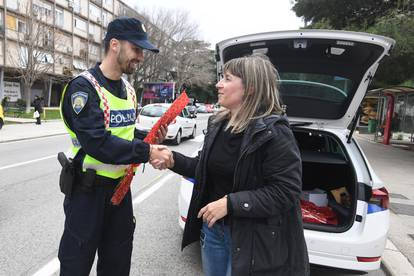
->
<box><xmin>216</xmin><ymin>30</ymin><xmax>395</xmax><ymax>129</ymax></box>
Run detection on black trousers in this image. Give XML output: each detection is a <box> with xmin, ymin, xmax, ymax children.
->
<box><xmin>58</xmin><ymin>185</ymin><xmax>135</xmax><ymax>276</ymax></box>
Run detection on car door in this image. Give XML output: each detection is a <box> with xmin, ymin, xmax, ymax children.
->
<box><xmin>180</xmin><ymin>108</ymin><xmax>193</xmax><ymax>136</ymax></box>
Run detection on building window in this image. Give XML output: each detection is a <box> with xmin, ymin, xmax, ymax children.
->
<box><xmin>17</xmin><ymin>20</ymin><xmax>26</xmax><ymax>33</ymax></box>
<box><xmin>6</xmin><ymin>14</ymin><xmax>17</xmax><ymax>31</ymax></box>
<box><xmin>7</xmin><ymin>0</ymin><xmax>19</xmax><ymax>11</ymax></box>
<box><xmin>73</xmin><ymin>0</ymin><xmax>81</xmax><ymax>14</ymax></box>
<box><xmin>33</xmin><ymin>1</ymin><xmax>52</xmax><ymax>18</ymax></box>
<box><xmin>102</xmin><ymin>12</ymin><xmax>108</xmax><ymax>26</ymax></box>
<box><xmin>89</xmin><ymin>44</ymin><xmax>99</xmax><ymax>56</ymax></box>
<box><xmin>43</xmin><ymin>32</ymin><xmax>53</xmax><ymax>47</ymax></box>
<box><xmin>103</xmin><ymin>0</ymin><xmax>113</xmax><ymax>9</ymax></box>
<box><xmin>0</xmin><ymin>12</ymin><xmax>4</xmax><ymax>34</ymax></box>
<box><xmin>89</xmin><ymin>3</ymin><xmax>101</xmax><ymax>23</ymax></box>
<box><xmin>35</xmin><ymin>51</ymin><xmax>53</xmax><ymax>64</ymax></box>
<box><xmin>74</xmin><ymin>17</ymin><xmax>86</xmax><ymax>31</ymax></box>
<box><xmin>55</xmin><ymin>7</ymin><xmax>64</xmax><ymax>27</ymax></box>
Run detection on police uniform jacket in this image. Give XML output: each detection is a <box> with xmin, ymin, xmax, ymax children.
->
<box><xmin>62</xmin><ymin>63</ymin><xmax>149</xmax><ymax>167</ymax></box>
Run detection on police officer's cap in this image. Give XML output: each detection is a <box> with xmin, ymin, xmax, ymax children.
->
<box><xmin>104</xmin><ymin>17</ymin><xmax>159</xmax><ymax>53</ymax></box>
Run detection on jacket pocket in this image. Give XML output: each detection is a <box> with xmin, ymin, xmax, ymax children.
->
<box><xmin>251</xmin><ymin>224</ymin><xmax>288</xmax><ymax>273</ymax></box>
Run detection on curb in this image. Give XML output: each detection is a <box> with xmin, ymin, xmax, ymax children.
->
<box><xmin>381</xmin><ymin>239</ymin><xmax>414</xmax><ymax>276</ymax></box>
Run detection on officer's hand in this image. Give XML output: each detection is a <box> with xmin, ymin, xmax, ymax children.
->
<box><xmin>155</xmin><ymin>125</ymin><xmax>168</xmax><ymax>144</ymax></box>
<box><xmin>149</xmin><ymin>145</ymin><xmax>173</xmax><ymax>169</ymax></box>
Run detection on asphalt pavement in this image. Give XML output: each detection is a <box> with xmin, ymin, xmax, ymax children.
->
<box><xmin>1</xmin><ymin>117</ymin><xmax>413</xmax><ymax>275</ymax></box>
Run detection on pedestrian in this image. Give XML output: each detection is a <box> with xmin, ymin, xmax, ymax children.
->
<box><xmin>33</xmin><ymin>95</ymin><xmax>43</xmax><ymax>125</ymax></box>
<box><xmin>58</xmin><ymin>17</ymin><xmax>171</xmax><ymax>276</ymax></box>
<box><xmin>151</xmin><ymin>54</ymin><xmax>309</xmax><ymax>276</ymax></box>
<box><xmin>0</xmin><ymin>101</ymin><xmax>4</xmax><ymax>130</ymax></box>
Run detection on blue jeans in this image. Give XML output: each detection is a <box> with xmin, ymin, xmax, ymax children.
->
<box><xmin>200</xmin><ymin>221</ymin><xmax>231</xmax><ymax>276</ymax></box>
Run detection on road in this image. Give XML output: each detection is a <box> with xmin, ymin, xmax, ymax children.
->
<box><xmin>0</xmin><ymin>114</ymin><xmax>386</xmax><ymax>275</ymax></box>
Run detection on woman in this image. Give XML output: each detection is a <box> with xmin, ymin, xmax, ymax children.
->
<box><xmin>153</xmin><ymin>54</ymin><xmax>309</xmax><ymax>276</ymax></box>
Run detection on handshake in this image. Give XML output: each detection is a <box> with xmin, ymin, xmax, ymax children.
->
<box><xmin>148</xmin><ymin>145</ymin><xmax>174</xmax><ymax>170</ymax></box>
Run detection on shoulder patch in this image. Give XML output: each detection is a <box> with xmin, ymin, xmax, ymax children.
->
<box><xmin>71</xmin><ymin>91</ymin><xmax>88</xmax><ymax>114</ymax></box>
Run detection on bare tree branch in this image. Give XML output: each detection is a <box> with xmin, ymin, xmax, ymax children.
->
<box><xmin>7</xmin><ymin>1</ymin><xmax>57</xmax><ymax>112</ymax></box>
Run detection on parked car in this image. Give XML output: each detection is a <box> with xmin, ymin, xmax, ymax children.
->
<box><xmin>136</xmin><ymin>103</ymin><xmax>197</xmax><ymax>145</ymax></box>
<box><xmin>196</xmin><ymin>104</ymin><xmax>209</xmax><ymax>113</ymax></box>
<box><xmin>186</xmin><ymin>104</ymin><xmax>197</xmax><ymax>118</ymax></box>
<box><xmin>178</xmin><ymin>30</ymin><xmax>395</xmax><ymax>272</ymax></box>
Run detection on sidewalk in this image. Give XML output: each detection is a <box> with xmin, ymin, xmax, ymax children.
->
<box><xmin>355</xmin><ymin>132</ymin><xmax>414</xmax><ymax>276</ymax></box>
<box><xmin>1</xmin><ymin>120</ymin><xmax>413</xmax><ymax>275</ymax></box>
<box><xmin>0</xmin><ymin>117</ymin><xmax>66</xmax><ymax>143</ymax></box>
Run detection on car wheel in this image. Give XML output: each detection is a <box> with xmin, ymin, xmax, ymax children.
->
<box><xmin>173</xmin><ymin>130</ymin><xmax>182</xmax><ymax>145</ymax></box>
<box><xmin>189</xmin><ymin>126</ymin><xmax>196</xmax><ymax>139</ymax></box>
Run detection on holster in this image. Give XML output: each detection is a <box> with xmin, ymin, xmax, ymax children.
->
<box><xmin>58</xmin><ymin>152</ymin><xmax>75</xmax><ymax>197</ymax></box>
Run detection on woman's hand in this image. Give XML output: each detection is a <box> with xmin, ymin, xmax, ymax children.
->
<box><xmin>198</xmin><ymin>196</ymin><xmax>228</xmax><ymax>228</ymax></box>
<box><xmin>149</xmin><ymin>145</ymin><xmax>174</xmax><ymax>170</ymax></box>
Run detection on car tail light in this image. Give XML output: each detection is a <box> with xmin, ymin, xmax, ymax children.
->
<box><xmin>367</xmin><ymin>187</ymin><xmax>389</xmax><ymax>214</ymax></box>
<box><xmin>357</xmin><ymin>256</ymin><xmax>381</xmax><ymax>262</ymax></box>
<box><xmin>183</xmin><ymin>177</ymin><xmax>195</xmax><ymax>184</ymax></box>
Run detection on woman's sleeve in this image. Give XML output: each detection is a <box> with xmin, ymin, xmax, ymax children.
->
<box><xmin>169</xmin><ymin>150</ymin><xmax>201</xmax><ymax>179</ymax></box>
<box><xmin>228</xmin><ymin>124</ymin><xmax>302</xmax><ymax>218</ymax></box>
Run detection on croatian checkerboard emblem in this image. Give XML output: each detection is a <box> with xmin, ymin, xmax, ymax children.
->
<box><xmin>71</xmin><ymin>91</ymin><xmax>88</xmax><ymax>114</ymax></box>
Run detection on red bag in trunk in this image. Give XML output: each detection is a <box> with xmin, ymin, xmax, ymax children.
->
<box><xmin>300</xmin><ymin>199</ymin><xmax>338</xmax><ymax>225</ymax></box>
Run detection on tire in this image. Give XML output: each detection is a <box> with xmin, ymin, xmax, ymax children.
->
<box><xmin>189</xmin><ymin>126</ymin><xmax>196</xmax><ymax>139</ymax></box>
<box><xmin>173</xmin><ymin>130</ymin><xmax>182</xmax><ymax>145</ymax></box>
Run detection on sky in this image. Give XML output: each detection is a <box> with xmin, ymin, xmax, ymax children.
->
<box><xmin>125</xmin><ymin>0</ymin><xmax>304</xmax><ymax>47</ymax></box>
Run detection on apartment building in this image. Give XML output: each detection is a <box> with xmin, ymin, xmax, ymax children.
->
<box><xmin>0</xmin><ymin>0</ymin><xmax>142</xmax><ymax>107</ymax></box>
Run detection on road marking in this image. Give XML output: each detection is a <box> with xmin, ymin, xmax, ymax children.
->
<box><xmin>31</xmin><ymin>172</ymin><xmax>176</xmax><ymax>276</ymax></box>
<box><xmin>192</xmin><ymin>134</ymin><xmax>204</xmax><ymax>143</ymax></box>
<box><xmin>0</xmin><ymin>154</ymin><xmax>56</xmax><ymax>171</ymax></box>
<box><xmin>32</xmin><ymin>258</ymin><xmax>59</xmax><ymax>276</ymax></box>
<box><xmin>133</xmin><ymin>173</ymin><xmax>175</xmax><ymax>205</ymax></box>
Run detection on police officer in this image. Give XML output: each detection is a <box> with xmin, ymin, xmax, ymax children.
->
<box><xmin>58</xmin><ymin>17</ymin><xmax>171</xmax><ymax>276</ymax></box>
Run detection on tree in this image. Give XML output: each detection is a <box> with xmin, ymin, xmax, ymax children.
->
<box><xmin>133</xmin><ymin>8</ymin><xmax>215</xmax><ymax>99</ymax></box>
<box><xmin>291</xmin><ymin>0</ymin><xmax>414</xmax><ymax>86</ymax></box>
<box><xmin>291</xmin><ymin>0</ymin><xmax>411</xmax><ymax>29</ymax></box>
<box><xmin>368</xmin><ymin>12</ymin><xmax>414</xmax><ymax>86</ymax></box>
<box><xmin>7</xmin><ymin>1</ymin><xmax>56</xmax><ymax>112</ymax></box>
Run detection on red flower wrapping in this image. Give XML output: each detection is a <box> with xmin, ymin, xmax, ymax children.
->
<box><xmin>300</xmin><ymin>200</ymin><xmax>338</xmax><ymax>225</ymax></box>
<box><xmin>111</xmin><ymin>92</ymin><xmax>190</xmax><ymax>205</ymax></box>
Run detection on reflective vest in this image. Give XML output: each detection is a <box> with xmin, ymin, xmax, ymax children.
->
<box><xmin>60</xmin><ymin>71</ymin><xmax>137</xmax><ymax>179</ymax></box>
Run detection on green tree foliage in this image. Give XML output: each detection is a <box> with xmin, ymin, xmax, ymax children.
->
<box><xmin>291</xmin><ymin>0</ymin><xmax>414</xmax><ymax>86</ymax></box>
<box><xmin>368</xmin><ymin>12</ymin><xmax>414</xmax><ymax>86</ymax></box>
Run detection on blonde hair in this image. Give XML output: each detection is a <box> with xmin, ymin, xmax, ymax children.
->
<box><xmin>215</xmin><ymin>54</ymin><xmax>283</xmax><ymax>133</ymax></box>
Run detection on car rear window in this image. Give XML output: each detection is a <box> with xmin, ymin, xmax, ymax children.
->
<box><xmin>279</xmin><ymin>73</ymin><xmax>353</xmax><ymax>104</ymax></box>
<box><xmin>140</xmin><ymin>105</ymin><xmax>168</xmax><ymax>117</ymax></box>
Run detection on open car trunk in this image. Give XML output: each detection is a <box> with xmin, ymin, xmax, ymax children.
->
<box><xmin>293</xmin><ymin>128</ymin><xmax>357</xmax><ymax>233</ymax></box>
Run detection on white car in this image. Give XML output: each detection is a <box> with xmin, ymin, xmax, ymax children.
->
<box><xmin>178</xmin><ymin>30</ymin><xmax>395</xmax><ymax>271</ymax></box>
<box><xmin>136</xmin><ymin>103</ymin><xmax>197</xmax><ymax>145</ymax></box>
